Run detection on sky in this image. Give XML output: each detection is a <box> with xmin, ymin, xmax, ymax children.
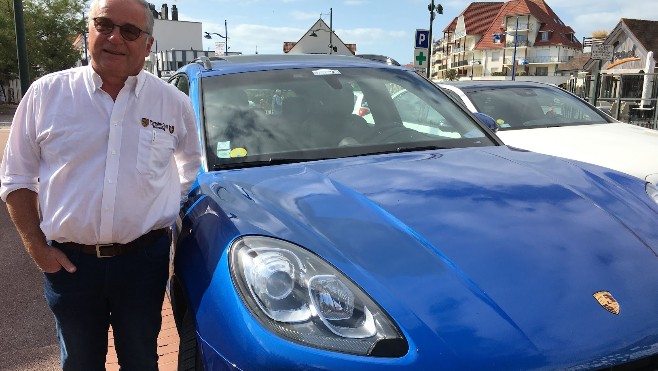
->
<box><xmin>169</xmin><ymin>0</ymin><xmax>658</xmax><ymax>65</ymax></box>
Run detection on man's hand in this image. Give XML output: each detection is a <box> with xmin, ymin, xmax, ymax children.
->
<box><xmin>29</xmin><ymin>242</ymin><xmax>77</xmax><ymax>273</ymax></box>
<box><xmin>5</xmin><ymin>189</ymin><xmax>77</xmax><ymax>274</ymax></box>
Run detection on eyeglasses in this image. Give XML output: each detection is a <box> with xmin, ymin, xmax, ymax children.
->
<box><xmin>93</xmin><ymin>17</ymin><xmax>150</xmax><ymax>41</ymax></box>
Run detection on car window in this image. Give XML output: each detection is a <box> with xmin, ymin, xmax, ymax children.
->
<box><xmin>390</xmin><ymin>89</ymin><xmax>459</xmax><ymax>138</ymax></box>
<box><xmin>199</xmin><ymin>67</ymin><xmax>496</xmax><ymax>170</ymax></box>
<box><xmin>463</xmin><ymin>86</ymin><xmax>609</xmax><ymax>130</ymax></box>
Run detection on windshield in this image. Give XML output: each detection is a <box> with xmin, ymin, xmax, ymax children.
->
<box><xmin>462</xmin><ymin>86</ymin><xmax>611</xmax><ymax>130</ymax></box>
<box><xmin>201</xmin><ymin>67</ymin><xmax>496</xmax><ymax>169</ymax></box>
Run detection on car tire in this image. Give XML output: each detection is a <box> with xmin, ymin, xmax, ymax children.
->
<box><xmin>177</xmin><ymin>311</ymin><xmax>204</xmax><ymax>371</ymax></box>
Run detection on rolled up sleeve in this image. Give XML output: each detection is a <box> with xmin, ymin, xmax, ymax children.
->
<box><xmin>0</xmin><ymin>84</ymin><xmax>41</xmax><ymax>202</ymax></box>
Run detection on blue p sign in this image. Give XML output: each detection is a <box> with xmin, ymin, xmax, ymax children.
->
<box><xmin>416</xmin><ymin>30</ymin><xmax>429</xmax><ymax>49</ymax></box>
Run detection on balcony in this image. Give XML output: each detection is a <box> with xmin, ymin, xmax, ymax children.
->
<box><xmin>454</xmin><ymin>60</ymin><xmax>469</xmax><ymax>67</ymax></box>
<box><xmin>504</xmin><ymin>22</ymin><xmax>532</xmax><ymax>31</ymax></box>
<box><xmin>523</xmin><ymin>56</ymin><xmax>573</xmax><ymax>64</ymax></box>
<box><xmin>505</xmin><ymin>40</ymin><xmax>532</xmax><ymax>48</ymax></box>
<box><xmin>451</xmin><ymin>46</ymin><xmax>464</xmax><ymax>54</ymax></box>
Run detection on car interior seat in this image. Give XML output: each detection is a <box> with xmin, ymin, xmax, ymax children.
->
<box><xmin>318</xmin><ymin>86</ymin><xmax>373</xmax><ymax>146</ymax></box>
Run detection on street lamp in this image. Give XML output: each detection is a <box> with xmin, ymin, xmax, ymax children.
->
<box><xmin>495</xmin><ymin>16</ymin><xmax>519</xmax><ymax>80</ymax></box>
<box><xmin>427</xmin><ymin>1</ymin><xmax>443</xmax><ymax>79</ymax></box>
<box><xmin>204</xmin><ymin>20</ymin><xmax>228</xmax><ymax>55</ymax></box>
<box><xmin>309</xmin><ymin>8</ymin><xmax>336</xmax><ymax>54</ymax></box>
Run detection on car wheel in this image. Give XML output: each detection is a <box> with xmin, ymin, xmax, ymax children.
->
<box><xmin>177</xmin><ymin>311</ymin><xmax>204</xmax><ymax>371</ymax></box>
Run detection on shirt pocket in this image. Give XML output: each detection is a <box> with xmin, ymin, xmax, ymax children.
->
<box><xmin>136</xmin><ymin>129</ymin><xmax>176</xmax><ymax>176</ymax></box>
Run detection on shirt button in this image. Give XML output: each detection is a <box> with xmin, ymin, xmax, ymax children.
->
<box><xmin>111</xmin><ymin>150</ymin><xmax>117</xmax><ymax>155</ymax></box>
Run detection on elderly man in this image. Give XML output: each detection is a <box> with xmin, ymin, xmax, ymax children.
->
<box><xmin>0</xmin><ymin>0</ymin><xmax>201</xmax><ymax>369</ymax></box>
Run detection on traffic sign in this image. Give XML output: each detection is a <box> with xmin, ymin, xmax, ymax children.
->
<box><xmin>592</xmin><ymin>44</ymin><xmax>613</xmax><ymax>61</ymax></box>
<box><xmin>414</xmin><ymin>48</ymin><xmax>429</xmax><ymax>69</ymax></box>
<box><xmin>415</xmin><ymin>29</ymin><xmax>429</xmax><ymax>49</ymax></box>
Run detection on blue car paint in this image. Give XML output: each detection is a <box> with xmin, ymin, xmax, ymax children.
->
<box><xmin>175</xmin><ymin>144</ymin><xmax>658</xmax><ymax>370</ymax></box>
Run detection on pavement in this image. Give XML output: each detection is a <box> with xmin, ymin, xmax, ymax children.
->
<box><xmin>0</xmin><ymin>103</ymin><xmax>180</xmax><ymax>370</ymax></box>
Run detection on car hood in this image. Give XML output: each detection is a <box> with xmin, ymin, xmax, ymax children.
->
<box><xmin>192</xmin><ymin>146</ymin><xmax>658</xmax><ymax>368</ymax></box>
<box><xmin>496</xmin><ymin>123</ymin><xmax>658</xmax><ymax>184</ymax></box>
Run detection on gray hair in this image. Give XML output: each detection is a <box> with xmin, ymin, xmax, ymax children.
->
<box><xmin>88</xmin><ymin>0</ymin><xmax>154</xmax><ymax>35</ymax></box>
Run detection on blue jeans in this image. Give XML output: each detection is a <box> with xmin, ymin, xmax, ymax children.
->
<box><xmin>44</xmin><ymin>233</ymin><xmax>170</xmax><ymax>371</ymax></box>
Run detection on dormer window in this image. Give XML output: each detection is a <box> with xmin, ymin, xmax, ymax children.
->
<box><xmin>540</xmin><ymin>31</ymin><xmax>549</xmax><ymax>41</ymax></box>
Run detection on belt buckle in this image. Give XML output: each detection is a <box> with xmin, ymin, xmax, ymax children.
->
<box><xmin>96</xmin><ymin>244</ymin><xmax>115</xmax><ymax>258</ymax></box>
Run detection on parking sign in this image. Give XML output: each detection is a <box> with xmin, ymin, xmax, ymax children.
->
<box><xmin>415</xmin><ymin>29</ymin><xmax>429</xmax><ymax>49</ymax></box>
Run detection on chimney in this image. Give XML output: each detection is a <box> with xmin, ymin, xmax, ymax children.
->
<box><xmin>172</xmin><ymin>5</ymin><xmax>178</xmax><ymax>21</ymax></box>
<box><xmin>161</xmin><ymin>3</ymin><xmax>168</xmax><ymax>20</ymax></box>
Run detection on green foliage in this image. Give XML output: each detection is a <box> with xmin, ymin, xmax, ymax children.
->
<box><xmin>444</xmin><ymin>69</ymin><xmax>458</xmax><ymax>81</ymax></box>
<box><xmin>0</xmin><ymin>0</ymin><xmax>87</xmax><ymax>83</ymax></box>
<box><xmin>491</xmin><ymin>71</ymin><xmax>507</xmax><ymax>76</ymax></box>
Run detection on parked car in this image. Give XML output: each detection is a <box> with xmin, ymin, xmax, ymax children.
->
<box><xmin>167</xmin><ymin>55</ymin><xmax>658</xmax><ymax>370</ymax></box>
<box><xmin>437</xmin><ymin>80</ymin><xmax>658</xmax><ymax>186</ymax></box>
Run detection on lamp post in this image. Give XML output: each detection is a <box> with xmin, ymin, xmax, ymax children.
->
<box><xmin>495</xmin><ymin>15</ymin><xmax>519</xmax><ymax>80</ymax></box>
<box><xmin>427</xmin><ymin>1</ymin><xmax>443</xmax><ymax>79</ymax></box>
<box><xmin>511</xmin><ymin>15</ymin><xmax>519</xmax><ymax>81</ymax></box>
<box><xmin>204</xmin><ymin>20</ymin><xmax>228</xmax><ymax>55</ymax></box>
<box><xmin>309</xmin><ymin>8</ymin><xmax>336</xmax><ymax>54</ymax></box>
<box><xmin>13</xmin><ymin>0</ymin><xmax>30</xmax><ymax>96</ymax></box>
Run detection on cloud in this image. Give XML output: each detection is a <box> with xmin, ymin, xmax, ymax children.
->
<box><xmin>290</xmin><ymin>11</ymin><xmax>320</xmax><ymax>21</ymax></box>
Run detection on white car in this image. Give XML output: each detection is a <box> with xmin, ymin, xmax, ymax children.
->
<box><xmin>438</xmin><ymin>81</ymin><xmax>658</xmax><ymax>186</ymax></box>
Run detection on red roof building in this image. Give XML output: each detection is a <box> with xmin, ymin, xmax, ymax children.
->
<box><xmin>433</xmin><ymin>0</ymin><xmax>582</xmax><ymax>80</ymax></box>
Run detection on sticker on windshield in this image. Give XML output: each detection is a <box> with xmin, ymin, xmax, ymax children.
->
<box><xmin>312</xmin><ymin>69</ymin><xmax>341</xmax><ymax>76</ymax></box>
<box><xmin>230</xmin><ymin>147</ymin><xmax>248</xmax><ymax>158</ymax></box>
<box><xmin>217</xmin><ymin>141</ymin><xmax>231</xmax><ymax>158</ymax></box>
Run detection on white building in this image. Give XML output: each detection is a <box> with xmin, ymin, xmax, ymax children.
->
<box><xmin>434</xmin><ymin>0</ymin><xmax>582</xmax><ymax>84</ymax></box>
<box><xmin>283</xmin><ymin>18</ymin><xmax>356</xmax><ymax>56</ymax></box>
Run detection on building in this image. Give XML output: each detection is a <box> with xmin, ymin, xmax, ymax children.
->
<box><xmin>284</xmin><ymin>18</ymin><xmax>356</xmax><ymax>56</ymax></box>
<box><xmin>433</xmin><ymin>0</ymin><xmax>582</xmax><ymax>83</ymax></box>
<box><xmin>590</xmin><ymin>18</ymin><xmax>658</xmax><ymax>75</ymax></box>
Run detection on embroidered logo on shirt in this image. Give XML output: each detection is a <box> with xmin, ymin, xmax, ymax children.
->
<box><xmin>140</xmin><ymin>118</ymin><xmax>175</xmax><ymax>134</ymax></box>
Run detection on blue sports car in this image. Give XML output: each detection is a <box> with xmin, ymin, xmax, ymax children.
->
<box><xmin>167</xmin><ymin>55</ymin><xmax>658</xmax><ymax>370</ymax></box>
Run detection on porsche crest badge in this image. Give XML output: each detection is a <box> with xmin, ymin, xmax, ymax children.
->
<box><xmin>141</xmin><ymin>118</ymin><xmax>149</xmax><ymax>127</ymax></box>
<box><xmin>593</xmin><ymin>291</ymin><xmax>620</xmax><ymax>315</ymax></box>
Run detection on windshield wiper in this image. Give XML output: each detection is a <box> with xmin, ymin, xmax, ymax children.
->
<box><xmin>211</xmin><ymin>157</ymin><xmax>322</xmax><ymax>171</ymax></box>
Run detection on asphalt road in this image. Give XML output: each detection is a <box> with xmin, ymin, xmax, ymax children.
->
<box><xmin>0</xmin><ymin>203</ymin><xmax>60</xmax><ymax>371</ymax></box>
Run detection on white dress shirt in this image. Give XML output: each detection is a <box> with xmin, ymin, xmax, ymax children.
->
<box><xmin>0</xmin><ymin>66</ymin><xmax>201</xmax><ymax>245</ymax></box>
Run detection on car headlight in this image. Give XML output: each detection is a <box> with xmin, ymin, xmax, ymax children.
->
<box><xmin>230</xmin><ymin>236</ymin><xmax>408</xmax><ymax>357</ymax></box>
<box><xmin>647</xmin><ymin>181</ymin><xmax>658</xmax><ymax>204</ymax></box>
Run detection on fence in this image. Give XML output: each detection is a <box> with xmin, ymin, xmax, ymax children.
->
<box><xmin>566</xmin><ymin>72</ymin><xmax>657</xmax><ymax>130</ymax></box>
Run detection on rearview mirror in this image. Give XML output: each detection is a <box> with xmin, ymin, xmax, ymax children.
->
<box><xmin>473</xmin><ymin>112</ymin><xmax>499</xmax><ymax>132</ymax></box>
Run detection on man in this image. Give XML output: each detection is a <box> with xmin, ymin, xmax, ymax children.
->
<box><xmin>272</xmin><ymin>89</ymin><xmax>283</xmax><ymax>114</ymax></box>
<box><xmin>0</xmin><ymin>0</ymin><xmax>201</xmax><ymax>369</ymax></box>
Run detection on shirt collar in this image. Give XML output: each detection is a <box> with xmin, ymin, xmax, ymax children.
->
<box><xmin>88</xmin><ymin>66</ymin><xmax>147</xmax><ymax>98</ymax></box>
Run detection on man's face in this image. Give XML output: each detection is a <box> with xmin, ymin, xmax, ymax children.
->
<box><xmin>88</xmin><ymin>0</ymin><xmax>153</xmax><ymax>80</ymax></box>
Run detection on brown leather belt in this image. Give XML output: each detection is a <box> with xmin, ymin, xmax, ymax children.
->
<box><xmin>56</xmin><ymin>228</ymin><xmax>170</xmax><ymax>258</ymax></box>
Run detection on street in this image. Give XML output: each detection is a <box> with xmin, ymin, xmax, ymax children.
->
<box><xmin>0</xmin><ymin>198</ymin><xmax>60</xmax><ymax>371</ymax></box>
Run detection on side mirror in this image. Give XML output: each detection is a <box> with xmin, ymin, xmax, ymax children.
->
<box><xmin>473</xmin><ymin>112</ymin><xmax>499</xmax><ymax>132</ymax></box>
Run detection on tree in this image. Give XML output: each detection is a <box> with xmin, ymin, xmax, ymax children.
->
<box><xmin>444</xmin><ymin>69</ymin><xmax>458</xmax><ymax>81</ymax></box>
<box><xmin>0</xmin><ymin>0</ymin><xmax>87</xmax><ymax>83</ymax></box>
<box><xmin>591</xmin><ymin>30</ymin><xmax>608</xmax><ymax>39</ymax></box>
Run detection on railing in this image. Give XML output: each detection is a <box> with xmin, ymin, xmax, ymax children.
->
<box><xmin>568</xmin><ymin>73</ymin><xmax>658</xmax><ymax>130</ymax></box>
<box><xmin>454</xmin><ymin>60</ymin><xmax>469</xmax><ymax>67</ymax></box>
<box><xmin>451</xmin><ymin>47</ymin><xmax>464</xmax><ymax>54</ymax></box>
<box><xmin>522</xmin><ymin>56</ymin><xmax>572</xmax><ymax>64</ymax></box>
<box><xmin>505</xmin><ymin>23</ymin><xmax>532</xmax><ymax>31</ymax></box>
<box><xmin>505</xmin><ymin>40</ymin><xmax>532</xmax><ymax>48</ymax></box>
